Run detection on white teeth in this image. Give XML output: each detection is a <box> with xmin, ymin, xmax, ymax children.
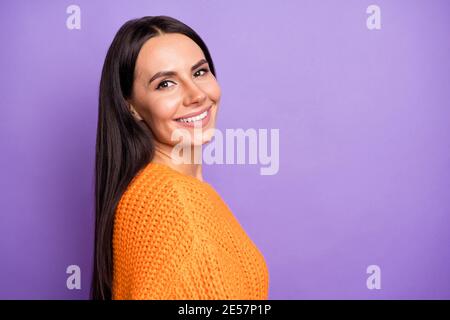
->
<box><xmin>177</xmin><ymin>110</ymin><xmax>208</xmax><ymax>123</ymax></box>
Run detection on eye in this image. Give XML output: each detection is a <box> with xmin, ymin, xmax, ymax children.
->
<box><xmin>194</xmin><ymin>68</ymin><xmax>209</xmax><ymax>77</ymax></box>
<box><xmin>156</xmin><ymin>80</ymin><xmax>175</xmax><ymax>90</ymax></box>
<box><xmin>155</xmin><ymin>68</ymin><xmax>210</xmax><ymax>90</ymax></box>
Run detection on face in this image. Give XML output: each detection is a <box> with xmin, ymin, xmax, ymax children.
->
<box><xmin>128</xmin><ymin>33</ymin><xmax>221</xmax><ymax>148</ymax></box>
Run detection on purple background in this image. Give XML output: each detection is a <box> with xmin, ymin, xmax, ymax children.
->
<box><xmin>1</xmin><ymin>0</ymin><xmax>449</xmax><ymax>299</ymax></box>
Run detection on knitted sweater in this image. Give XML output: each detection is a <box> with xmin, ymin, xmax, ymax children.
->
<box><xmin>112</xmin><ymin>162</ymin><xmax>269</xmax><ymax>299</ymax></box>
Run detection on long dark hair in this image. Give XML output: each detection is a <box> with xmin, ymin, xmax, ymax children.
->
<box><xmin>91</xmin><ymin>15</ymin><xmax>217</xmax><ymax>300</ymax></box>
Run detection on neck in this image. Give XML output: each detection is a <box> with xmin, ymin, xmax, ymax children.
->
<box><xmin>152</xmin><ymin>142</ymin><xmax>204</xmax><ymax>182</ymax></box>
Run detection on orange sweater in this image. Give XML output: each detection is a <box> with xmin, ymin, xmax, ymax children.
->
<box><xmin>112</xmin><ymin>162</ymin><xmax>269</xmax><ymax>299</ymax></box>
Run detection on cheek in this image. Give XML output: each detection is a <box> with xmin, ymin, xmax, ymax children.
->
<box><xmin>144</xmin><ymin>98</ymin><xmax>182</xmax><ymax>143</ymax></box>
<box><xmin>146</xmin><ymin>97</ymin><xmax>179</xmax><ymax>121</ymax></box>
<box><xmin>202</xmin><ymin>78</ymin><xmax>221</xmax><ymax>101</ymax></box>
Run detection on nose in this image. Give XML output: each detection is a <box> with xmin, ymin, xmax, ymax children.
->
<box><xmin>183</xmin><ymin>80</ymin><xmax>207</xmax><ymax>106</ymax></box>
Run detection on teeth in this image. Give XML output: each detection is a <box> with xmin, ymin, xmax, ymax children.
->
<box><xmin>177</xmin><ymin>110</ymin><xmax>208</xmax><ymax>123</ymax></box>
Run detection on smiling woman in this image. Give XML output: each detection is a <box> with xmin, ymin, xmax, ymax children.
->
<box><xmin>91</xmin><ymin>15</ymin><xmax>269</xmax><ymax>300</ymax></box>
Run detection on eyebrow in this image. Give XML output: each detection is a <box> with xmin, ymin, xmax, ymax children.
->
<box><xmin>147</xmin><ymin>58</ymin><xmax>209</xmax><ymax>85</ymax></box>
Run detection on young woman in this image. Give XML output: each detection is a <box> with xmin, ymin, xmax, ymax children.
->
<box><xmin>91</xmin><ymin>15</ymin><xmax>269</xmax><ymax>300</ymax></box>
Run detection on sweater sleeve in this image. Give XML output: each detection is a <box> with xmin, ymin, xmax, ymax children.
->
<box><xmin>123</xmin><ymin>180</ymin><xmax>195</xmax><ymax>300</ymax></box>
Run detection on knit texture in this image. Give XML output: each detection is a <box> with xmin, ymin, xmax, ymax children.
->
<box><xmin>112</xmin><ymin>162</ymin><xmax>269</xmax><ymax>299</ymax></box>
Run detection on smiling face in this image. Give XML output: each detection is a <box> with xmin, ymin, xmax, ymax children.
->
<box><xmin>128</xmin><ymin>32</ymin><xmax>221</xmax><ymax>149</ymax></box>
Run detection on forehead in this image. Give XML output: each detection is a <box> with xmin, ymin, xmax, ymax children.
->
<box><xmin>135</xmin><ymin>33</ymin><xmax>205</xmax><ymax>78</ymax></box>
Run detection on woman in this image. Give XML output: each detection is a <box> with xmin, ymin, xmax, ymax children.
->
<box><xmin>91</xmin><ymin>15</ymin><xmax>269</xmax><ymax>300</ymax></box>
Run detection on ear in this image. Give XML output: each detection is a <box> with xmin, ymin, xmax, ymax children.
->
<box><xmin>127</xmin><ymin>102</ymin><xmax>143</xmax><ymax>121</ymax></box>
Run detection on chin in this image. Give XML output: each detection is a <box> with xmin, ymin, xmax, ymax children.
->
<box><xmin>201</xmin><ymin>133</ymin><xmax>215</xmax><ymax>145</ymax></box>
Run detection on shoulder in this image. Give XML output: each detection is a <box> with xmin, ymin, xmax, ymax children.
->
<box><xmin>113</xmin><ymin>163</ymin><xmax>197</xmax><ymax>253</ymax></box>
<box><xmin>119</xmin><ymin>163</ymin><xmax>187</xmax><ymax>204</ymax></box>
<box><xmin>129</xmin><ymin>162</ymin><xmax>212</xmax><ymax>201</ymax></box>
<box><xmin>115</xmin><ymin>162</ymin><xmax>211</xmax><ymax>224</ymax></box>
<box><xmin>114</xmin><ymin>163</ymin><xmax>226</xmax><ymax>240</ymax></box>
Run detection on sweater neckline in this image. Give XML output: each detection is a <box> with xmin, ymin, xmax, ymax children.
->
<box><xmin>147</xmin><ymin>161</ymin><xmax>212</xmax><ymax>187</ymax></box>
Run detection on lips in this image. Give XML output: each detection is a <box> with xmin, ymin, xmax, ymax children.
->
<box><xmin>174</xmin><ymin>104</ymin><xmax>213</xmax><ymax>121</ymax></box>
<box><xmin>174</xmin><ymin>104</ymin><xmax>213</xmax><ymax>128</ymax></box>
